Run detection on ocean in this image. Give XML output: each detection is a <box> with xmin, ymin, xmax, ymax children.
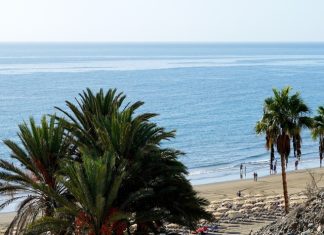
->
<box><xmin>0</xmin><ymin>43</ymin><xmax>324</xmax><ymax>186</ymax></box>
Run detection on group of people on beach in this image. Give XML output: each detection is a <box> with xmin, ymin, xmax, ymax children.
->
<box><xmin>269</xmin><ymin>157</ymin><xmax>301</xmax><ymax>175</ymax></box>
<box><xmin>239</xmin><ymin>163</ymin><xmax>259</xmax><ymax>182</ymax></box>
<box><xmin>253</xmin><ymin>172</ymin><xmax>258</xmax><ymax>181</ymax></box>
<box><xmin>270</xmin><ymin>159</ymin><xmax>278</xmax><ymax>174</ymax></box>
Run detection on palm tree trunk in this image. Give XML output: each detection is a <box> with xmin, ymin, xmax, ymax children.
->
<box><xmin>270</xmin><ymin>144</ymin><xmax>275</xmax><ymax>174</ymax></box>
<box><xmin>280</xmin><ymin>153</ymin><xmax>289</xmax><ymax>214</ymax></box>
<box><xmin>296</xmin><ymin>135</ymin><xmax>301</xmax><ymax>160</ymax></box>
<box><xmin>292</xmin><ymin>136</ymin><xmax>297</xmax><ymax>158</ymax></box>
<box><xmin>44</xmin><ymin>198</ymin><xmax>54</xmax><ymax>217</ymax></box>
<box><xmin>320</xmin><ymin>136</ymin><xmax>323</xmax><ymax>167</ymax></box>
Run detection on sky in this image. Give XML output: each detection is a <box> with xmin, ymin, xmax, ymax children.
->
<box><xmin>0</xmin><ymin>0</ymin><xmax>324</xmax><ymax>42</ymax></box>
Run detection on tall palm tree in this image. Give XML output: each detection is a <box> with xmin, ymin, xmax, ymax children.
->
<box><xmin>259</xmin><ymin>87</ymin><xmax>310</xmax><ymax>214</ymax></box>
<box><xmin>312</xmin><ymin>106</ymin><xmax>324</xmax><ymax>167</ymax></box>
<box><xmin>0</xmin><ymin>116</ymin><xmax>70</xmax><ymax>234</ymax></box>
<box><xmin>55</xmin><ymin>88</ymin><xmax>212</xmax><ymax>230</ymax></box>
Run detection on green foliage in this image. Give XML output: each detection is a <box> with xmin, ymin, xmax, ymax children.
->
<box><xmin>312</xmin><ymin>106</ymin><xmax>324</xmax><ymax>139</ymax></box>
<box><xmin>256</xmin><ymin>86</ymin><xmax>312</xmax><ymax>214</ymax></box>
<box><xmin>0</xmin><ymin>115</ymin><xmax>70</xmax><ymax>234</ymax></box>
<box><xmin>1</xmin><ymin>88</ymin><xmax>212</xmax><ymax>235</ymax></box>
<box><xmin>311</xmin><ymin>106</ymin><xmax>324</xmax><ymax>161</ymax></box>
<box><xmin>55</xmin><ymin>88</ymin><xmax>212</xmax><ymax>231</ymax></box>
<box><xmin>258</xmin><ymin>87</ymin><xmax>311</xmax><ymax>161</ymax></box>
<box><xmin>27</xmin><ymin>154</ymin><xmax>131</xmax><ymax>234</ymax></box>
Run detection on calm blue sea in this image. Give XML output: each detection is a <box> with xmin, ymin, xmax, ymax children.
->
<box><xmin>1</xmin><ymin>43</ymin><xmax>324</xmax><ymax>186</ymax></box>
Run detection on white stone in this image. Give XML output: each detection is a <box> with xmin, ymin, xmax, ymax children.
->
<box><xmin>317</xmin><ymin>225</ymin><xmax>322</xmax><ymax>232</ymax></box>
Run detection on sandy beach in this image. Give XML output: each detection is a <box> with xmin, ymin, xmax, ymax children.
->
<box><xmin>0</xmin><ymin>212</ymin><xmax>16</xmax><ymax>234</ymax></box>
<box><xmin>1</xmin><ymin>167</ymin><xmax>324</xmax><ymax>234</ymax></box>
<box><xmin>194</xmin><ymin>167</ymin><xmax>324</xmax><ymax>234</ymax></box>
<box><xmin>195</xmin><ymin>167</ymin><xmax>324</xmax><ymax>201</ymax></box>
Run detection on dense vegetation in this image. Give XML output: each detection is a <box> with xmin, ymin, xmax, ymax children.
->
<box><xmin>0</xmin><ymin>89</ymin><xmax>212</xmax><ymax>235</ymax></box>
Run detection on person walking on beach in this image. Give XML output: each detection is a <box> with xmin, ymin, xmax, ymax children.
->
<box><xmin>255</xmin><ymin>172</ymin><xmax>258</xmax><ymax>181</ymax></box>
<box><xmin>295</xmin><ymin>159</ymin><xmax>299</xmax><ymax>170</ymax></box>
<box><xmin>240</xmin><ymin>163</ymin><xmax>243</xmax><ymax>179</ymax></box>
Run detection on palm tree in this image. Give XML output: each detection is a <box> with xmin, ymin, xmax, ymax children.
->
<box><xmin>255</xmin><ymin>114</ymin><xmax>279</xmax><ymax>174</ymax></box>
<box><xmin>26</xmin><ymin>153</ymin><xmax>132</xmax><ymax>235</ymax></box>
<box><xmin>0</xmin><ymin>116</ymin><xmax>70</xmax><ymax>234</ymax></box>
<box><xmin>289</xmin><ymin>92</ymin><xmax>313</xmax><ymax>160</ymax></box>
<box><xmin>55</xmin><ymin>88</ymin><xmax>212</xmax><ymax>231</ymax></box>
<box><xmin>55</xmin><ymin>88</ymin><xmax>127</xmax><ymax>157</ymax></box>
<box><xmin>27</xmin><ymin>89</ymin><xmax>212</xmax><ymax>234</ymax></box>
<box><xmin>312</xmin><ymin>106</ymin><xmax>324</xmax><ymax>167</ymax></box>
<box><xmin>259</xmin><ymin>87</ymin><xmax>310</xmax><ymax>214</ymax></box>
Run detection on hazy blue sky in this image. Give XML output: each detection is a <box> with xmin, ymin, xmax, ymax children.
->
<box><xmin>0</xmin><ymin>0</ymin><xmax>323</xmax><ymax>42</ymax></box>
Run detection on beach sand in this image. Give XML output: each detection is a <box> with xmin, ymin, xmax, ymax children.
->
<box><xmin>0</xmin><ymin>212</ymin><xmax>16</xmax><ymax>234</ymax></box>
<box><xmin>0</xmin><ymin>168</ymin><xmax>324</xmax><ymax>234</ymax></box>
<box><xmin>195</xmin><ymin>167</ymin><xmax>324</xmax><ymax>201</ymax></box>
<box><xmin>194</xmin><ymin>167</ymin><xmax>324</xmax><ymax>234</ymax></box>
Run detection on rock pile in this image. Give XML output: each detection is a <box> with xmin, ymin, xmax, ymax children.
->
<box><xmin>255</xmin><ymin>190</ymin><xmax>324</xmax><ymax>235</ymax></box>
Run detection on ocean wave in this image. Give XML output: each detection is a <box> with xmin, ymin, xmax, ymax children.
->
<box><xmin>1</xmin><ymin>55</ymin><xmax>324</xmax><ymax>75</ymax></box>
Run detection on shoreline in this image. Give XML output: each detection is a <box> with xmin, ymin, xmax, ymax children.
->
<box><xmin>194</xmin><ymin>167</ymin><xmax>324</xmax><ymax>202</ymax></box>
<box><xmin>189</xmin><ymin>155</ymin><xmax>323</xmax><ymax>185</ymax></box>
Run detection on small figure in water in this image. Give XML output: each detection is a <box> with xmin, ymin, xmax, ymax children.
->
<box><xmin>244</xmin><ymin>166</ymin><xmax>247</xmax><ymax>178</ymax></box>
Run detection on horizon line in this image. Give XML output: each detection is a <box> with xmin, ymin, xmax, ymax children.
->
<box><xmin>1</xmin><ymin>41</ymin><xmax>324</xmax><ymax>44</ymax></box>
